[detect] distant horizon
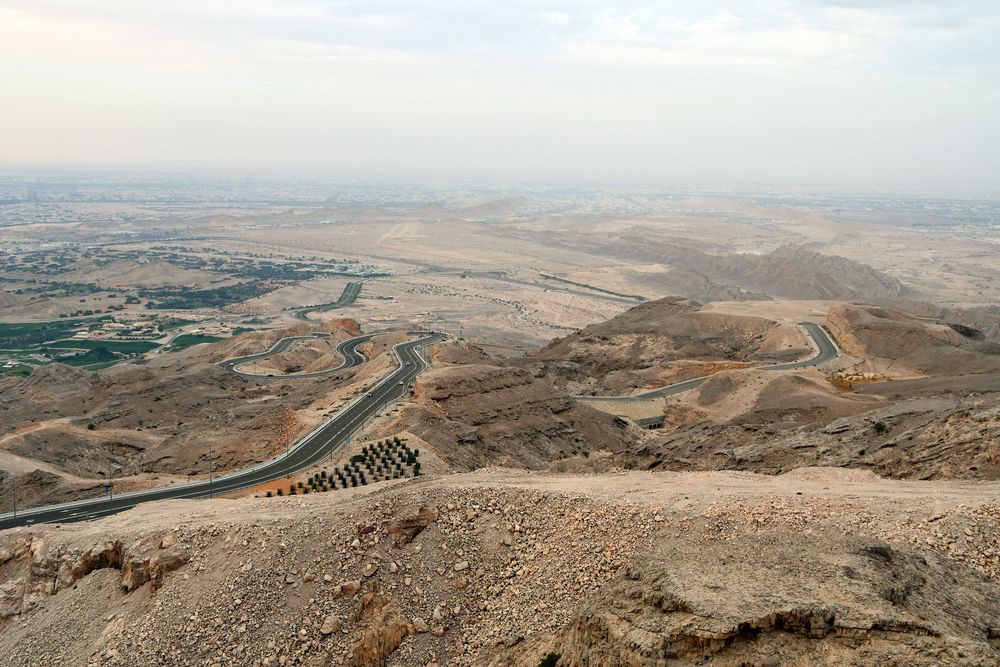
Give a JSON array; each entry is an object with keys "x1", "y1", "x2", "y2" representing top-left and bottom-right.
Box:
[
  {"x1": 2, "y1": 1, "x2": 998, "y2": 194},
  {"x1": 0, "y1": 166, "x2": 998, "y2": 201}
]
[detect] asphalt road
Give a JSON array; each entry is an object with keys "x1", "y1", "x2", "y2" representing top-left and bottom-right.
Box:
[
  {"x1": 575, "y1": 322, "x2": 840, "y2": 403},
  {"x1": 292, "y1": 281, "x2": 362, "y2": 321},
  {"x1": 0, "y1": 331, "x2": 447, "y2": 530},
  {"x1": 220, "y1": 332, "x2": 373, "y2": 379}
]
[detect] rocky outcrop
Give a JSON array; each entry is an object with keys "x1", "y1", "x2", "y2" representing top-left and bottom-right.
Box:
[
  {"x1": 0, "y1": 533, "x2": 187, "y2": 620},
  {"x1": 487, "y1": 536, "x2": 1000, "y2": 666},
  {"x1": 349, "y1": 589, "x2": 411, "y2": 667},
  {"x1": 120, "y1": 548, "x2": 188, "y2": 592},
  {"x1": 387, "y1": 505, "x2": 438, "y2": 547}
]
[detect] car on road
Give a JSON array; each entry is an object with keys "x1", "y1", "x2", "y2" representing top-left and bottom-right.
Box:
[
  {"x1": 366, "y1": 392, "x2": 373, "y2": 397},
  {"x1": 398, "y1": 381, "x2": 404, "y2": 385}
]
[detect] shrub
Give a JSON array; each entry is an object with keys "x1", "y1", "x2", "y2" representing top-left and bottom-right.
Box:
[
  {"x1": 538, "y1": 653, "x2": 560, "y2": 667},
  {"x1": 86, "y1": 423, "x2": 96, "y2": 430},
  {"x1": 873, "y1": 421, "x2": 889, "y2": 434},
  {"x1": 266, "y1": 491, "x2": 273, "y2": 498},
  {"x1": 276, "y1": 489, "x2": 283, "y2": 496},
  {"x1": 350, "y1": 454, "x2": 366, "y2": 464}
]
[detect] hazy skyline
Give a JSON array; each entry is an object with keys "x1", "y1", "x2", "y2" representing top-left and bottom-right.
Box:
[{"x1": 1, "y1": 1, "x2": 998, "y2": 191}]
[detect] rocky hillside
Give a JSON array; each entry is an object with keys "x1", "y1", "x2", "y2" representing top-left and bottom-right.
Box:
[
  {"x1": 827, "y1": 304, "x2": 1000, "y2": 376},
  {"x1": 618, "y1": 391, "x2": 1000, "y2": 481},
  {"x1": 390, "y1": 363, "x2": 639, "y2": 470},
  {"x1": 577, "y1": 238, "x2": 916, "y2": 302},
  {"x1": 2, "y1": 469, "x2": 1000, "y2": 666},
  {"x1": 534, "y1": 296, "x2": 808, "y2": 395}
]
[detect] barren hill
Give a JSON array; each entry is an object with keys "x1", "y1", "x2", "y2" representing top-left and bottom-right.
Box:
[
  {"x1": 576, "y1": 238, "x2": 916, "y2": 302},
  {"x1": 534, "y1": 296, "x2": 807, "y2": 394},
  {"x1": 3, "y1": 468, "x2": 1000, "y2": 666},
  {"x1": 827, "y1": 303, "x2": 1000, "y2": 376},
  {"x1": 389, "y1": 363, "x2": 639, "y2": 470}
]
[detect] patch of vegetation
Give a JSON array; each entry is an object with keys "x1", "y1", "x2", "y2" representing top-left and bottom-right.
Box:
[
  {"x1": 538, "y1": 653, "x2": 561, "y2": 667},
  {"x1": 167, "y1": 334, "x2": 224, "y2": 351},
  {"x1": 873, "y1": 421, "x2": 889, "y2": 434},
  {"x1": 139, "y1": 281, "x2": 276, "y2": 310},
  {"x1": 0, "y1": 317, "x2": 109, "y2": 349},
  {"x1": 59, "y1": 345, "x2": 119, "y2": 367},
  {"x1": 44, "y1": 339, "x2": 159, "y2": 354}
]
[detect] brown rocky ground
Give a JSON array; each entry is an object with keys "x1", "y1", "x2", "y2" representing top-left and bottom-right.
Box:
[
  {"x1": 827, "y1": 303, "x2": 1000, "y2": 377},
  {"x1": 534, "y1": 296, "x2": 809, "y2": 395},
  {"x1": 616, "y1": 392, "x2": 1000, "y2": 481},
  {"x1": 2, "y1": 468, "x2": 1000, "y2": 666},
  {"x1": 388, "y1": 362, "x2": 641, "y2": 471}
]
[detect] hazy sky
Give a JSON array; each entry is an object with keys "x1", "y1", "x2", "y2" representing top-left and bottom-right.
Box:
[{"x1": 1, "y1": 1, "x2": 998, "y2": 190}]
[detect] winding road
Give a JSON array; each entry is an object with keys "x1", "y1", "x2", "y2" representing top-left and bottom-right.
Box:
[
  {"x1": 574, "y1": 322, "x2": 841, "y2": 404},
  {"x1": 220, "y1": 331, "x2": 373, "y2": 379},
  {"x1": 0, "y1": 331, "x2": 447, "y2": 530},
  {"x1": 292, "y1": 281, "x2": 362, "y2": 321},
  {"x1": 0, "y1": 321, "x2": 837, "y2": 529}
]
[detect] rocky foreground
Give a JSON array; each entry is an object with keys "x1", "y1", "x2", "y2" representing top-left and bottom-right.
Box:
[{"x1": 2, "y1": 468, "x2": 1000, "y2": 666}]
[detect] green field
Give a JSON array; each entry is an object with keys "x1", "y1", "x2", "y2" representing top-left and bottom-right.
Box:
[
  {"x1": 58, "y1": 346, "x2": 119, "y2": 367},
  {"x1": 0, "y1": 317, "x2": 109, "y2": 349},
  {"x1": 168, "y1": 334, "x2": 223, "y2": 351},
  {"x1": 43, "y1": 339, "x2": 159, "y2": 354},
  {"x1": 0, "y1": 363, "x2": 35, "y2": 377}
]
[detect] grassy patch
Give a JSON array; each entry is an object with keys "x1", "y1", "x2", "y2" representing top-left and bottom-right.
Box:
[
  {"x1": 0, "y1": 364, "x2": 34, "y2": 377},
  {"x1": 58, "y1": 345, "x2": 119, "y2": 367},
  {"x1": 140, "y1": 281, "x2": 275, "y2": 310},
  {"x1": 0, "y1": 317, "x2": 110, "y2": 349},
  {"x1": 43, "y1": 339, "x2": 159, "y2": 354},
  {"x1": 168, "y1": 334, "x2": 223, "y2": 351}
]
